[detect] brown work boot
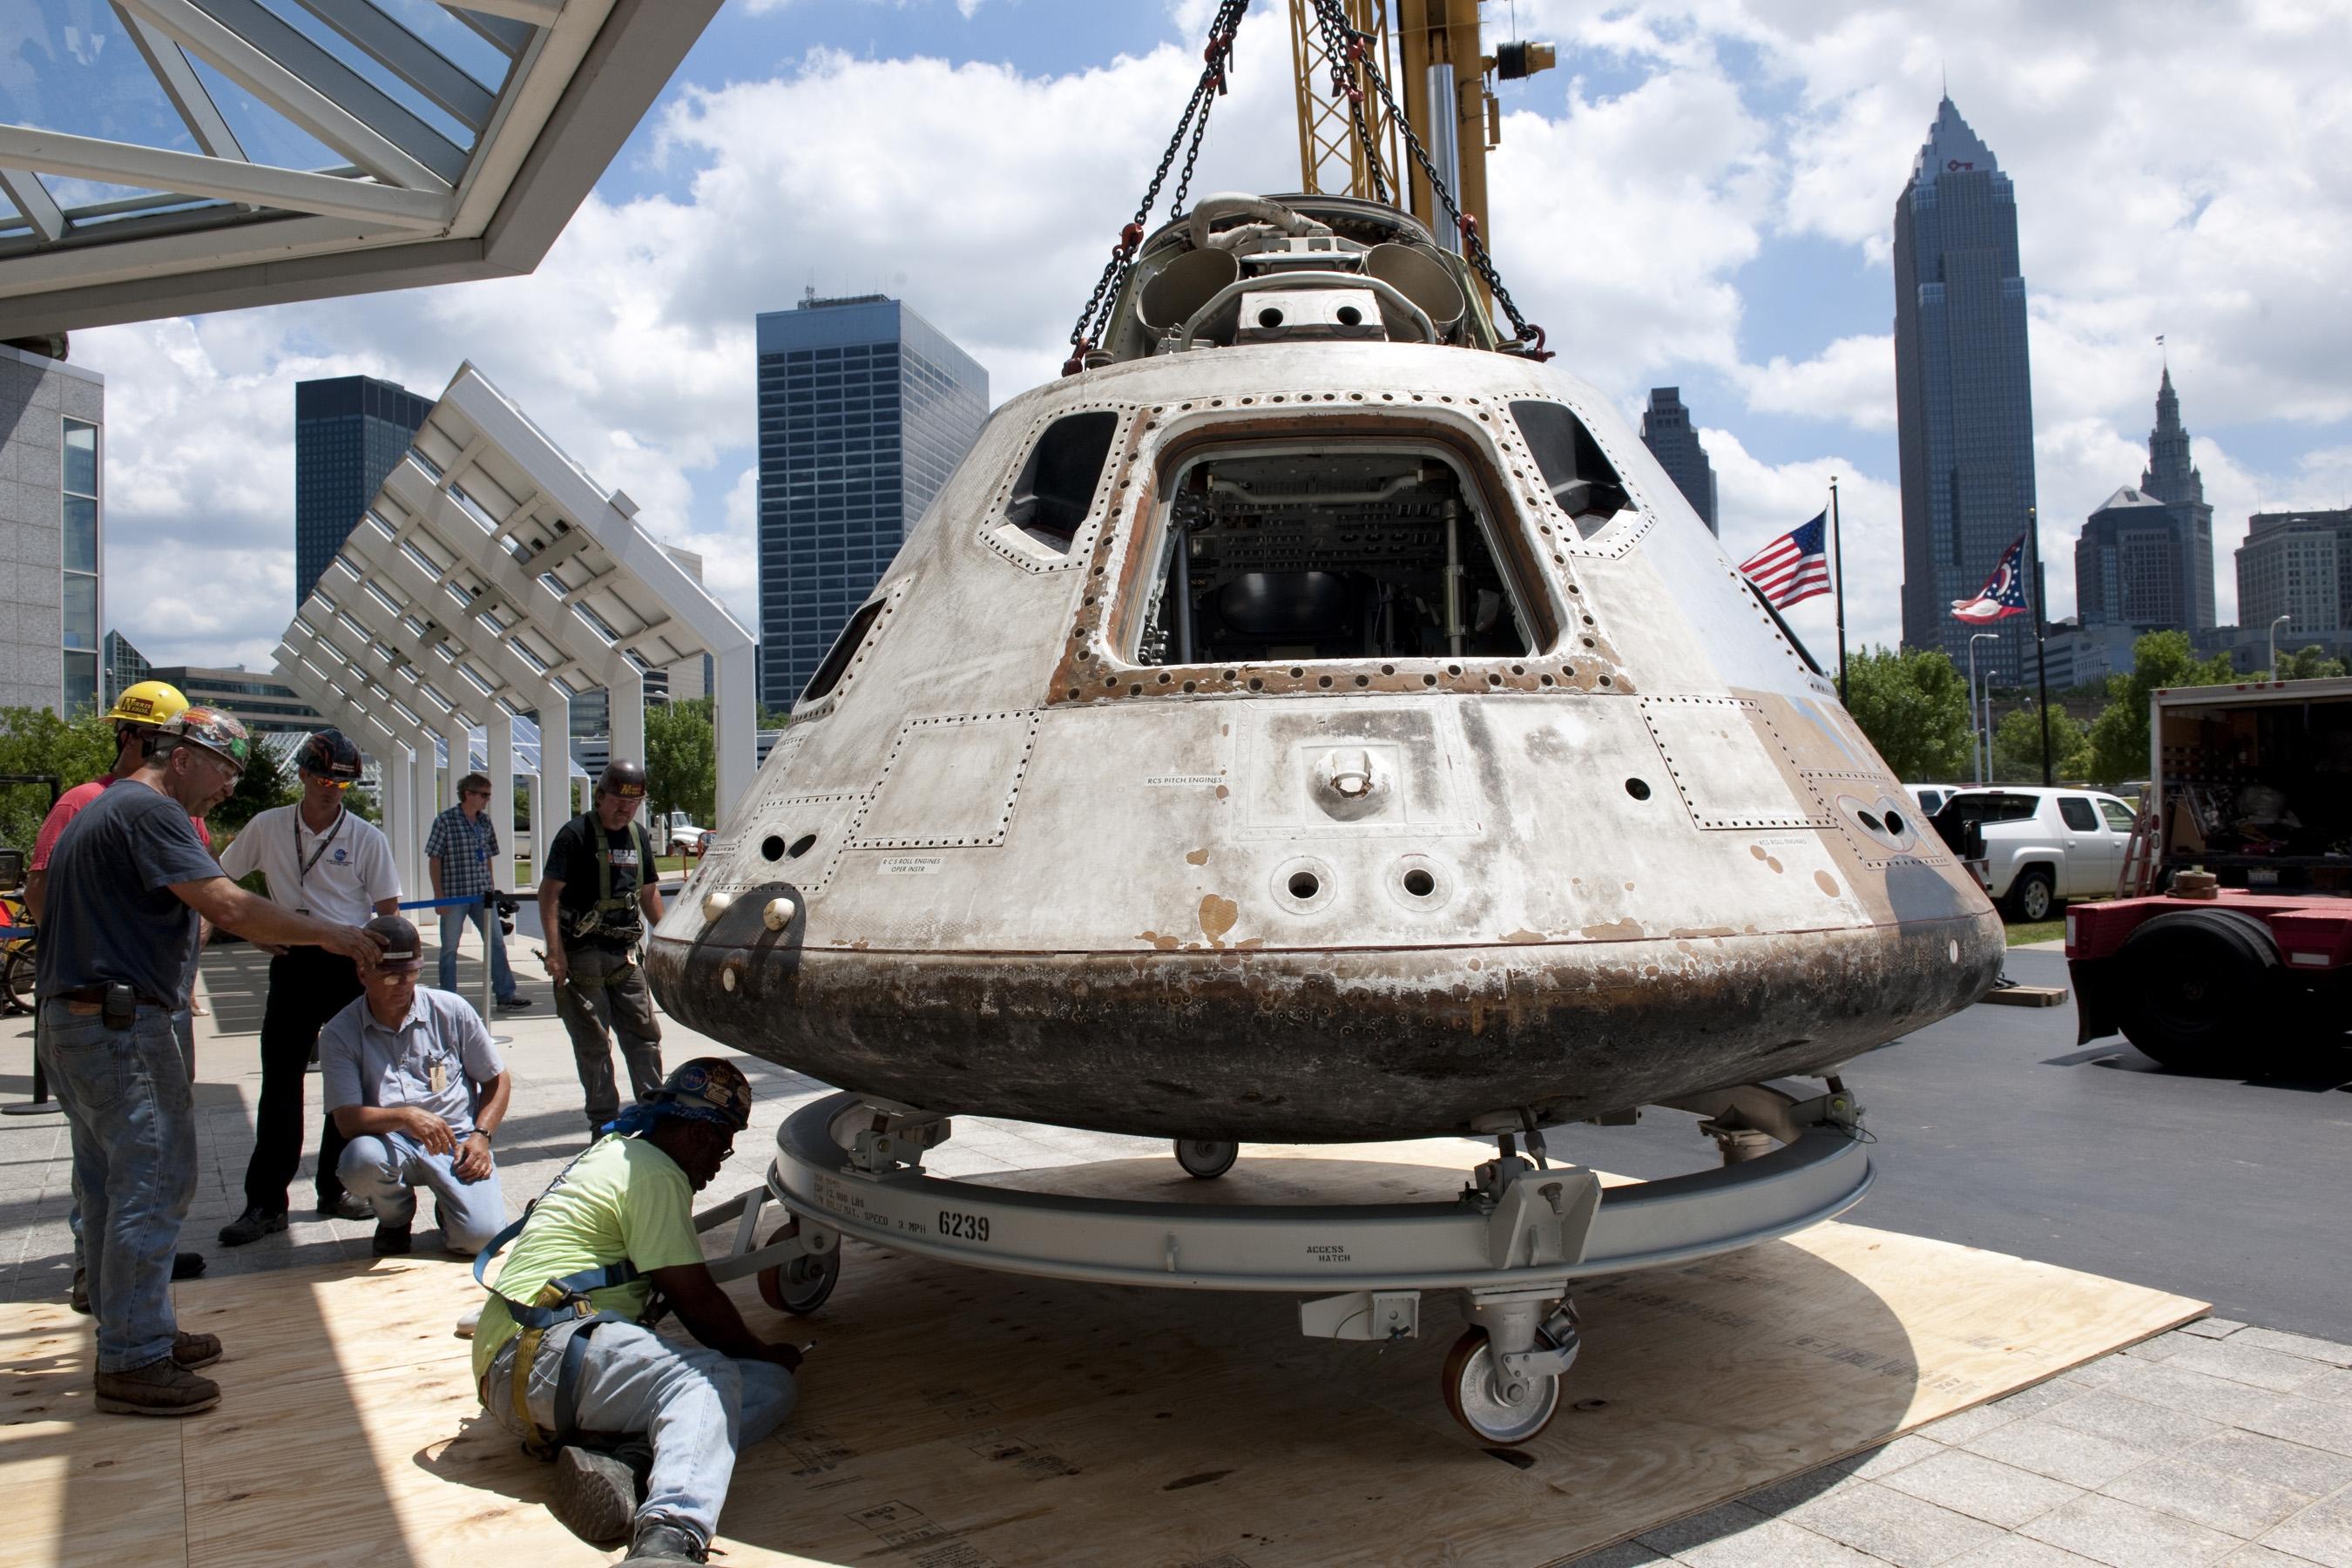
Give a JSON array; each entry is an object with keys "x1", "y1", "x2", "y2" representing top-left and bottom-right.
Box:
[
  {"x1": 94, "y1": 1355, "x2": 220, "y2": 1416},
  {"x1": 172, "y1": 1330, "x2": 222, "y2": 1370}
]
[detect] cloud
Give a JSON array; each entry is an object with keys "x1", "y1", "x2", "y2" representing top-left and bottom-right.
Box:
[
  {"x1": 77, "y1": 17, "x2": 1301, "y2": 668},
  {"x1": 68, "y1": 0, "x2": 2352, "y2": 685},
  {"x1": 1734, "y1": 335, "x2": 1896, "y2": 430}
]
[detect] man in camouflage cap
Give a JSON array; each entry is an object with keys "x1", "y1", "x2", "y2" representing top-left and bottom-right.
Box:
[{"x1": 37, "y1": 707, "x2": 380, "y2": 1416}]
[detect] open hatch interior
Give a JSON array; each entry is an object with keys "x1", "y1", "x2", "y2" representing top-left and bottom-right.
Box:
[{"x1": 1125, "y1": 443, "x2": 1546, "y2": 666}]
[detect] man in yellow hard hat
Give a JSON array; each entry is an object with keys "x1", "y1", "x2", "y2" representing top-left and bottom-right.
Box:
[
  {"x1": 25, "y1": 679, "x2": 215, "y2": 1306},
  {"x1": 26, "y1": 680, "x2": 210, "y2": 921}
]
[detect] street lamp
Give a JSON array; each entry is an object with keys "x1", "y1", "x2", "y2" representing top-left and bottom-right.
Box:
[
  {"x1": 1969, "y1": 632, "x2": 1998, "y2": 784},
  {"x1": 2269, "y1": 613, "x2": 2293, "y2": 679}
]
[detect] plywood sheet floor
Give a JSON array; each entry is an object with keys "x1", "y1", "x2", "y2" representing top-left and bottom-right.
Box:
[{"x1": 0, "y1": 1143, "x2": 2205, "y2": 1568}]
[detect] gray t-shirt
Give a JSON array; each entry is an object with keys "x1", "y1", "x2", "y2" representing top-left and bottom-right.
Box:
[
  {"x1": 319, "y1": 986, "x2": 505, "y2": 1139},
  {"x1": 36, "y1": 780, "x2": 220, "y2": 1004}
]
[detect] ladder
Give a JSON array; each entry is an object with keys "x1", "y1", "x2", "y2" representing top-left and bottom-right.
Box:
[{"x1": 2116, "y1": 800, "x2": 2160, "y2": 898}]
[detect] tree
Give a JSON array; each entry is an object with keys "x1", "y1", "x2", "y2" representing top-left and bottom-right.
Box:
[
  {"x1": 1991, "y1": 705, "x2": 2091, "y2": 784},
  {"x1": 755, "y1": 703, "x2": 794, "y2": 730},
  {"x1": 2083, "y1": 631, "x2": 2235, "y2": 785},
  {"x1": 2266, "y1": 645, "x2": 2349, "y2": 681},
  {"x1": 0, "y1": 706, "x2": 118, "y2": 861},
  {"x1": 645, "y1": 697, "x2": 716, "y2": 828},
  {"x1": 210, "y1": 732, "x2": 297, "y2": 833},
  {"x1": 1842, "y1": 645, "x2": 1973, "y2": 781}
]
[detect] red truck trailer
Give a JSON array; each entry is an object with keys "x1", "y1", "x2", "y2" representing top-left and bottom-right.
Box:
[{"x1": 2067, "y1": 676, "x2": 2352, "y2": 1072}]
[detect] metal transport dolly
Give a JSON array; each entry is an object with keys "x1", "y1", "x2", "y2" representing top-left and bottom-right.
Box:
[{"x1": 704, "y1": 1082, "x2": 1872, "y2": 1443}]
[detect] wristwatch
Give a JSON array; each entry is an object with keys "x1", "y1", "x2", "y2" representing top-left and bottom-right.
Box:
[{"x1": 475, "y1": 1127, "x2": 496, "y2": 1145}]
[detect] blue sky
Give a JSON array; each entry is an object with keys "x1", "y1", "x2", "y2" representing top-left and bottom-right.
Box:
[{"x1": 39, "y1": 0, "x2": 2352, "y2": 667}]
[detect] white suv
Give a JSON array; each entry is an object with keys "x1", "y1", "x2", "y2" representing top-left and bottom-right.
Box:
[{"x1": 1929, "y1": 787, "x2": 2140, "y2": 922}]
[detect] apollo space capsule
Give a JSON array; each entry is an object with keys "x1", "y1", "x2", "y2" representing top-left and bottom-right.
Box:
[{"x1": 647, "y1": 193, "x2": 2004, "y2": 1142}]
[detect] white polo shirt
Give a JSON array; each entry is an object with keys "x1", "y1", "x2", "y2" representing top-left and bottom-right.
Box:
[{"x1": 218, "y1": 802, "x2": 401, "y2": 924}]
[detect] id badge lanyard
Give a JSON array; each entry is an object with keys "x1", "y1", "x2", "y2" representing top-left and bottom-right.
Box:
[{"x1": 293, "y1": 805, "x2": 348, "y2": 917}]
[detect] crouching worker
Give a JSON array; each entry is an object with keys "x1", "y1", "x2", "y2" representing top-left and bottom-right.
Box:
[
  {"x1": 322, "y1": 916, "x2": 510, "y2": 1257},
  {"x1": 472, "y1": 1059, "x2": 799, "y2": 1567}
]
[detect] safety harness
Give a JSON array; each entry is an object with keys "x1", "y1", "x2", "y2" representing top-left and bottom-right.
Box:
[
  {"x1": 560, "y1": 812, "x2": 655, "y2": 965},
  {"x1": 473, "y1": 1141, "x2": 659, "y2": 1459}
]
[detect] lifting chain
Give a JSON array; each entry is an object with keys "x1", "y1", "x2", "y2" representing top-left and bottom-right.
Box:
[
  {"x1": 1063, "y1": 0, "x2": 1251, "y2": 375},
  {"x1": 1062, "y1": 0, "x2": 1551, "y2": 368},
  {"x1": 1307, "y1": 0, "x2": 1551, "y2": 359}
]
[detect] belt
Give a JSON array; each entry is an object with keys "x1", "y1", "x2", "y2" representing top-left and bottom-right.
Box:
[{"x1": 54, "y1": 985, "x2": 172, "y2": 1007}]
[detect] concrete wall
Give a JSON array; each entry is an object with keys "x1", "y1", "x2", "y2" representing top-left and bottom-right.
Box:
[{"x1": 0, "y1": 344, "x2": 104, "y2": 714}]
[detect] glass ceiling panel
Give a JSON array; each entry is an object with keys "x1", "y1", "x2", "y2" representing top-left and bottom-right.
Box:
[{"x1": 0, "y1": 1, "x2": 193, "y2": 150}]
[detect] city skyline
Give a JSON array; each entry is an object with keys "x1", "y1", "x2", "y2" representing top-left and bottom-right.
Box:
[{"x1": 38, "y1": 3, "x2": 2352, "y2": 677}]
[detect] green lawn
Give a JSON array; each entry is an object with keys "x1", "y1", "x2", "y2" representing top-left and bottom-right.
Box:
[{"x1": 2005, "y1": 918, "x2": 2065, "y2": 947}]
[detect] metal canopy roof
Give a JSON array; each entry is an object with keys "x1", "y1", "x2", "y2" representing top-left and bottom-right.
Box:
[{"x1": 0, "y1": 0, "x2": 720, "y2": 336}]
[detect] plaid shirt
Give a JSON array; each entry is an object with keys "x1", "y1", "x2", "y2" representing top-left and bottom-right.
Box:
[{"x1": 423, "y1": 805, "x2": 501, "y2": 901}]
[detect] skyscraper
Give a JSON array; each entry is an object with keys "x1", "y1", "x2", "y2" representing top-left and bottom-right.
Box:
[
  {"x1": 1893, "y1": 98, "x2": 2039, "y2": 683},
  {"x1": 1, "y1": 341, "x2": 105, "y2": 714},
  {"x1": 1639, "y1": 387, "x2": 1717, "y2": 534},
  {"x1": 756, "y1": 294, "x2": 989, "y2": 704},
  {"x1": 2238, "y1": 509, "x2": 2352, "y2": 638},
  {"x1": 294, "y1": 374, "x2": 432, "y2": 606},
  {"x1": 2073, "y1": 370, "x2": 2215, "y2": 632},
  {"x1": 2138, "y1": 367, "x2": 2215, "y2": 625}
]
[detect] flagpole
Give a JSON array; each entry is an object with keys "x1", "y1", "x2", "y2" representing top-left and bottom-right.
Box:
[
  {"x1": 1831, "y1": 476, "x2": 1849, "y2": 706},
  {"x1": 2028, "y1": 504, "x2": 2051, "y2": 786}
]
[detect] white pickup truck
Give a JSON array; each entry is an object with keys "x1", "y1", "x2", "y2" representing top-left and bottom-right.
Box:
[{"x1": 1929, "y1": 787, "x2": 2141, "y2": 922}]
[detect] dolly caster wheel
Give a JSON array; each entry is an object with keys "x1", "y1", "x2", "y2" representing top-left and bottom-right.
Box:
[
  {"x1": 1173, "y1": 1139, "x2": 1239, "y2": 1179},
  {"x1": 1442, "y1": 1327, "x2": 1562, "y2": 1443},
  {"x1": 756, "y1": 1221, "x2": 841, "y2": 1315}
]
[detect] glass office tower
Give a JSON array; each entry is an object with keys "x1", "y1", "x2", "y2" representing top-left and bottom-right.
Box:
[
  {"x1": 1893, "y1": 98, "x2": 2039, "y2": 684},
  {"x1": 1639, "y1": 387, "x2": 1717, "y2": 535},
  {"x1": 294, "y1": 375, "x2": 432, "y2": 607},
  {"x1": 755, "y1": 294, "x2": 989, "y2": 705}
]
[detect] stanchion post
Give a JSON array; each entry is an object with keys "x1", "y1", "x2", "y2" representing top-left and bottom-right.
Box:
[{"x1": 3, "y1": 1006, "x2": 60, "y2": 1116}]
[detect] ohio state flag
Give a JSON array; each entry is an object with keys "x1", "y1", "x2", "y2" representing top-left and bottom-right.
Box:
[{"x1": 1951, "y1": 533, "x2": 2030, "y2": 622}]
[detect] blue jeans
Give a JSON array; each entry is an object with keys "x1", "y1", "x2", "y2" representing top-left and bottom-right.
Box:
[
  {"x1": 486, "y1": 1321, "x2": 794, "y2": 1549},
  {"x1": 59, "y1": 1006, "x2": 192, "y2": 1274},
  {"x1": 338, "y1": 1132, "x2": 506, "y2": 1253},
  {"x1": 41, "y1": 1000, "x2": 197, "y2": 1373},
  {"x1": 438, "y1": 902, "x2": 517, "y2": 1000}
]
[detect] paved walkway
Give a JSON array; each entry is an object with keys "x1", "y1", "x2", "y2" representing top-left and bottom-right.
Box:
[{"x1": 3, "y1": 937, "x2": 2347, "y2": 1567}]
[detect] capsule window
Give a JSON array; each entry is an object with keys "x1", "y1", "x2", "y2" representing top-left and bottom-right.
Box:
[
  {"x1": 1125, "y1": 440, "x2": 1547, "y2": 666},
  {"x1": 797, "y1": 597, "x2": 885, "y2": 708},
  {"x1": 1509, "y1": 401, "x2": 1630, "y2": 539},
  {"x1": 1003, "y1": 411, "x2": 1119, "y2": 554}
]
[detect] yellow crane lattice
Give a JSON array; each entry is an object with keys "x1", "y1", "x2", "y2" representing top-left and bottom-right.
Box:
[{"x1": 1287, "y1": 0, "x2": 1401, "y2": 202}]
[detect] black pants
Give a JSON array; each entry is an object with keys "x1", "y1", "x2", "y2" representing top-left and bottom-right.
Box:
[{"x1": 241, "y1": 947, "x2": 363, "y2": 1213}]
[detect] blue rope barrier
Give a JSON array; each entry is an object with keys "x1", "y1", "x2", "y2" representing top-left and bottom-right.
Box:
[{"x1": 397, "y1": 894, "x2": 494, "y2": 911}]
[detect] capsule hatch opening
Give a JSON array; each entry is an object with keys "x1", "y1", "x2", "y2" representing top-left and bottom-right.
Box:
[{"x1": 1125, "y1": 443, "x2": 1546, "y2": 666}]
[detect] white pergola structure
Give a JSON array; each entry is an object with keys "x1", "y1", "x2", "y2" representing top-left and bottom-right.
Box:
[
  {"x1": 0, "y1": 1, "x2": 721, "y2": 335},
  {"x1": 273, "y1": 361, "x2": 753, "y2": 895}
]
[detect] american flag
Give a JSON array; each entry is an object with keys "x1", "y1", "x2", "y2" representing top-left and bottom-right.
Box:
[
  {"x1": 1951, "y1": 532, "x2": 2031, "y2": 622},
  {"x1": 1738, "y1": 511, "x2": 1831, "y2": 610}
]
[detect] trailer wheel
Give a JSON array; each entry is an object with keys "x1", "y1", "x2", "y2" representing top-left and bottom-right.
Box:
[
  {"x1": 756, "y1": 1221, "x2": 841, "y2": 1315},
  {"x1": 2114, "y1": 909, "x2": 2279, "y2": 1073}
]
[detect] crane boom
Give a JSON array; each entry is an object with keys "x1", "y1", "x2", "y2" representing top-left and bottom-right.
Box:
[{"x1": 1288, "y1": 0, "x2": 1401, "y2": 201}]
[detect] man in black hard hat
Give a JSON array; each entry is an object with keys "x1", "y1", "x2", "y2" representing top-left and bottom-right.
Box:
[
  {"x1": 538, "y1": 760, "x2": 666, "y2": 1137},
  {"x1": 217, "y1": 728, "x2": 402, "y2": 1246}
]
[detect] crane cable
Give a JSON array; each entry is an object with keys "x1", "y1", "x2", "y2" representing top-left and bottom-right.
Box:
[{"x1": 1062, "y1": 0, "x2": 1252, "y2": 375}]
